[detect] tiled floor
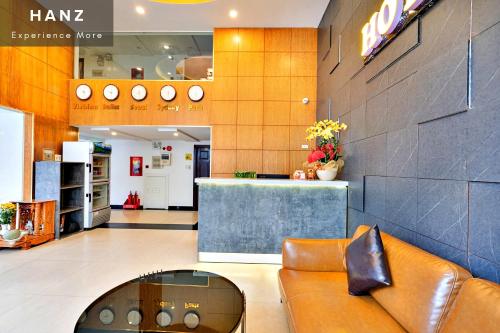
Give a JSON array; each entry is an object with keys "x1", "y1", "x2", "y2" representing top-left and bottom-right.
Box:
[
  {"x1": 109, "y1": 209, "x2": 198, "y2": 225},
  {"x1": 0, "y1": 228, "x2": 288, "y2": 333}
]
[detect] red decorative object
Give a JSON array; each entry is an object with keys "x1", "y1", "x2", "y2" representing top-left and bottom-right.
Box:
[
  {"x1": 130, "y1": 156, "x2": 143, "y2": 176},
  {"x1": 166, "y1": 146, "x2": 172, "y2": 151},
  {"x1": 123, "y1": 191, "x2": 141, "y2": 209}
]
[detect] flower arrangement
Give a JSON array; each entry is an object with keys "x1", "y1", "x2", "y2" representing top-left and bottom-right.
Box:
[
  {"x1": 0, "y1": 202, "x2": 16, "y2": 225},
  {"x1": 304, "y1": 120, "x2": 347, "y2": 180}
]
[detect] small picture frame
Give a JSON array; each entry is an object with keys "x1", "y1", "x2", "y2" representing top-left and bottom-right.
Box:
[
  {"x1": 185, "y1": 153, "x2": 192, "y2": 161},
  {"x1": 42, "y1": 148, "x2": 55, "y2": 161}
]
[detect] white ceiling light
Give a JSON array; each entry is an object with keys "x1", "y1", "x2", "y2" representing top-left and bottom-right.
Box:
[
  {"x1": 173, "y1": 132, "x2": 180, "y2": 137},
  {"x1": 135, "y1": 5, "x2": 146, "y2": 15},
  {"x1": 163, "y1": 44, "x2": 170, "y2": 50},
  {"x1": 229, "y1": 9, "x2": 238, "y2": 19},
  {"x1": 158, "y1": 127, "x2": 178, "y2": 132},
  {"x1": 91, "y1": 127, "x2": 110, "y2": 131},
  {"x1": 167, "y1": 72, "x2": 172, "y2": 75},
  {"x1": 111, "y1": 131, "x2": 118, "y2": 136},
  {"x1": 150, "y1": 0, "x2": 216, "y2": 4},
  {"x1": 168, "y1": 55, "x2": 174, "y2": 60}
]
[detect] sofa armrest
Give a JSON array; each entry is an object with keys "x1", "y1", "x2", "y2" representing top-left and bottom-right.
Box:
[{"x1": 282, "y1": 238, "x2": 350, "y2": 272}]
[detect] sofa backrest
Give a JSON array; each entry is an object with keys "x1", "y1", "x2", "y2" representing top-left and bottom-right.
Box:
[
  {"x1": 352, "y1": 225, "x2": 471, "y2": 333},
  {"x1": 439, "y1": 278, "x2": 500, "y2": 333}
]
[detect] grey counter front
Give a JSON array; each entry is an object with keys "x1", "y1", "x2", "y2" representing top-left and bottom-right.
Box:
[{"x1": 195, "y1": 178, "x2": 348, "y2": 264}]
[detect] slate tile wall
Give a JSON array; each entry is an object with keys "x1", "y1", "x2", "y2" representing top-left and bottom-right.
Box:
[{"x1": 319, "y1": 0, "x2": 500, "y2": 282}]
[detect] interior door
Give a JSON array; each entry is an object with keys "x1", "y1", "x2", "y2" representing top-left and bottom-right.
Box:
[
  {"x1": 144, "y1": 176, "x2": 168, "y2": 209},
  {"x1": 193, "y1": 145, "x2": 211, "y2": 210}
]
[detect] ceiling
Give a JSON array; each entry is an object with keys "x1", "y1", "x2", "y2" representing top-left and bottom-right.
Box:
[
  {"x1": 79, "y1": 126, "x2": 211, "y2": 142},
  {"x1": 113, "y1": 0, "x2": 330, "y2": 32}
]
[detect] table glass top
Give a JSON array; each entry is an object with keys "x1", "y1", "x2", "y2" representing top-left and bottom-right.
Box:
[{"x1": 74, "y1": 270, "x2": 245, "y2": 333}]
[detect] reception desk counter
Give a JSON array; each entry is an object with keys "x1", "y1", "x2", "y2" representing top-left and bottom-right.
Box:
[{"x1": 195, "y1": 178, "x2": 348, "y2": 264}]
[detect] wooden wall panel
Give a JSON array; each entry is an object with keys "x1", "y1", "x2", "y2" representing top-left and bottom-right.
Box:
[
  {"x1": 264, "y1": 29, "x2": 292, "y2": 52},
  {"x1": 237, "y1": 101, "x2": 263, "y2": 125},
  {"x1": 236, "y1": 126, "x2": 263, "y2": 150},
  {"x1": 263, "y1": 150, "x2": 290, "y2": 174},
  {"x1": 237, "y1": 150, "x2": 263, "y2": 173},
  {"x1": 263, "y1": 101, "x2": 290, "y2": 125},
  {"x1": 263, "y1": 126, "x2": 289, "y2": 150}
]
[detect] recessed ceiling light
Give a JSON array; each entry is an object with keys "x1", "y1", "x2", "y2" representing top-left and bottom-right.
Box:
[
  {"x1": 91, "y1": 127, "x2": 110, "y2": 131},
  {"x1": 168, "y1": 55, "x2": 174, "y2": 60},
  {"x1": 136, "y1": 67, "x2": 143, "y2": 71},
  {"x1": 229, "y1": 9, "x2": 238, "y2": 19},
  {"x1": 135, "y1": 5, "x2": 146, "y2": 15},
  {"x1": 163, "y1": 44, "x2": 170, "y2": 50},
  {"x1": 111, "y1": 131, "x2": 118, "y2": 136},
  {"x1": 167, "y1": 72, "x2": 172, "y2": 75},
  {"x1": 173, "y1": 132, "x2": 179, "y2": 137}
]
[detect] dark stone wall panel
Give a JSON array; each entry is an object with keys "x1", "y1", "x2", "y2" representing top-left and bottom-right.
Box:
[
  {"x1": 471, "y1": 0, "x2": 500, "y2": 36},
  {"x1": 418, "y1": 112, "x2": 468, "y2": 180},
  {"x1": 417, "y1": 179, "x2": 468, "y2": 251},
  {"x1": 387, "y1": 125, "x2": 418, "y2": 178},
  {"x1": 469, "y1": 182, "x2": 500, "y2": 263},
  {"x1": 467, "y1": 106, "x2": 500, "y2": 182},
  {"x1": 472, "y1": 21, "x2": 500, "y2": 109},
  {"x1": 386, "y1": 177, "x2": 418, "y2": 231}
]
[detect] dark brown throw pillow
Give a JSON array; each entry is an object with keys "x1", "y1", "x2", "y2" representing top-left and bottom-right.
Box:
[{"x1": 345, "y1": 225, "x2": 392, "y2": 296}]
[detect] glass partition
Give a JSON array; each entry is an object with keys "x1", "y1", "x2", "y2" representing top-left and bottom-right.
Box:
[{"x1": 78, "y1": 33, "x2": 213, "y2": 80}]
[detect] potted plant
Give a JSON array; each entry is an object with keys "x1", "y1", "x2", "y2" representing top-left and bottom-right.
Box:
[
  {"x1": 0, "y1": 202, "x2": 16, "y2": 236},
  {"x1": 305, "y1": 120, "x2": 347, "y2": 181}
]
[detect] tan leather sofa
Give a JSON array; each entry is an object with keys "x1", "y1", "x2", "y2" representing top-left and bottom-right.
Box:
[{"x1": 279, "y1": 225, "x2": 500, "y2": 333}]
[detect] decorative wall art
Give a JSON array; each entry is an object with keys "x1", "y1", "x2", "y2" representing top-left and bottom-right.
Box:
[{"x1": 130, "y1": 156, "x2": 143, "y2": 176}]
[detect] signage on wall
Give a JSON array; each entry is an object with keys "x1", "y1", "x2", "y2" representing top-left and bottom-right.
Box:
[{"x1": 361, "y1": 0, "x2": 439, "y2": 62}]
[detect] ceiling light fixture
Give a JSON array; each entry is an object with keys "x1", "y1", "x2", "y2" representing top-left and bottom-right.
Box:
[
  {"x1": 158, "y1": 127, "x2": 178, "y2": 132},
  {"x1": 167, "y1": 72, "x2": 172, "y2": 75},
  {"x1": 173, "y1": 132, "x2": 180, "y2": 137},
  {"x1": 135, "y1": 5, "x2": 146, "y2": 15},
  {"x1": 163, "y1": 44, "x2": 170, "y2": 50},
  {"x1": 229, "y1": 9, "x2": 238, "y2": 19},
  {"x1": 91, "y1": 127, "x2": 110, "y2": 131},
  {"x1": 168, "y1": 55, "x2": 174, "y2": 60},
  {"x1": 150, "y1": 0, "x2": 216, "y2": 4},
  {"x1": 111, "y1": 131, "x2": 118, "y2": 136}
]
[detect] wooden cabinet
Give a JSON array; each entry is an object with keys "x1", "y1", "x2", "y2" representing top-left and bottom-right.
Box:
[{"x1": 0, "y1": 200, "x2": 56, "y2": 250}]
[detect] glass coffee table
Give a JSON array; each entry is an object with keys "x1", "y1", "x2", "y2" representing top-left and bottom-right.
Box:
[{"x1": 74, "y1": 270, "x2": 246, "y2": 333}]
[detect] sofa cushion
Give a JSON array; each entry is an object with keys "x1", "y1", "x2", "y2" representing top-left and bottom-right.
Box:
[
  {"x1": 346, "y1": 225, "x2": 392, "y2": 295},
  {"x1": 353, "y1": 225, "x2": 472, "y2": 333},
  {"x1": 278, "y1": 269, "x2": 405, "y2": 333},
  {"x1": 440, "y1": 278, "x2": 500, "y2": 333}
]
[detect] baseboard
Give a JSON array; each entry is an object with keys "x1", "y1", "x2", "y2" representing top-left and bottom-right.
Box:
[
  {"x1": 110, "y1": 205, "x2": 144, "y2": 210},
  {"x1": 100, "y1": 223, "x2": 198, "y2": 230},
  {"x1": 198, "y1": 252, "x2": 282, "y2": 264},
  {"x1": 168, "y1": 206, "x2": 195, "y2": 211}
]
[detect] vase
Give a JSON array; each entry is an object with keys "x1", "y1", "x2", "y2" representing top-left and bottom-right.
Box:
[
  {"x1": 1, "y1": 224, "x2": 11, "y2": 236},
  {"x1": 316, "y1": 168, "x2": 338, "y2": 181}
]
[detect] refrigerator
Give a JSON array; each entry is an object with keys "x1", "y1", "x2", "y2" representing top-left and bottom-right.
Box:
[{"x1": 63, "y1": 142, "x2": 112, "y2": 228}]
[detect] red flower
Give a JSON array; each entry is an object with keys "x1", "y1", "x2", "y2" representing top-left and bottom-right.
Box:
[{"x1": 308, "y1": 150, "x2": 326, "y2": 163}]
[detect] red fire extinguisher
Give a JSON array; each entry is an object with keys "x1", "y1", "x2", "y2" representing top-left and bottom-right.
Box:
[
  {"x1": 127, "y1": 191, "x2": 133, "y2": 204},
  {"x1": 133, "y1": 191, "x2": 139, "y2": 205}
]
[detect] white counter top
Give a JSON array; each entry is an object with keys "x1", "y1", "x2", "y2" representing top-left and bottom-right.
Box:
[{"x1": 195, "y1": 177, "x2": 348, "y2": 188}]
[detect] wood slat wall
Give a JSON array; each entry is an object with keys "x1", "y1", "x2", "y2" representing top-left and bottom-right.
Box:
[
  {"x1": 0, "y1": 0, "x2": 77, "y2": 162},
  {"x1": 211, "y1": 28, "x2": 317, "y2": 177}
]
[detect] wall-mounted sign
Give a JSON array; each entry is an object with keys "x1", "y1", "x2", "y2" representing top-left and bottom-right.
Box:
[
  {"x1": 103, "y1": 84, "x2": 119, "y2": 101},
  {"x1": 130, "y1": 156, "x2": 143, "y2": 176},
  {"x1": 361, "y1": 0, "x2": 438, "y2": 62},
  {"x1": 188, "y1": 85, "x2": 204, "y2": 102},
  {"x1": 76, "y1": 84, "x2": 92, "y2": 100},
  {"x1": 160, "y1": 85, "x2": 177, "y2": 102},
  {"x1": 131, "y1": 84, "x2": 148, "y2": 101}
]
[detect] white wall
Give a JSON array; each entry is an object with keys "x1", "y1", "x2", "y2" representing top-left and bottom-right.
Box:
[
  {"x1": 105, "y1": 139, "x2": 209, "y2": 207},
  {"x1": 0, "y1": 108, "x2": 24, "y2": 202}
]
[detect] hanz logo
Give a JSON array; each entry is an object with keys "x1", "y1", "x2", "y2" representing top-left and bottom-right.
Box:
[
  {"x1": 361, "y1": 0, "x2": 437, "y2": 60},
  {"x1": 29, "y1": 9, "x2": 84, "y2": 22}
]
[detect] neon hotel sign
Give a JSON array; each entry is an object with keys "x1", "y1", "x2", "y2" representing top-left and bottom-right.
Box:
[{"x1": 361, "y1": 0, "x2": 437, "y2": 60}]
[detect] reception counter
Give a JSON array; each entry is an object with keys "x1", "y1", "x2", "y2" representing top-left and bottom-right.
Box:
[{"x1": 195, "y1": 178, "x2": 348, "y2": 264}]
